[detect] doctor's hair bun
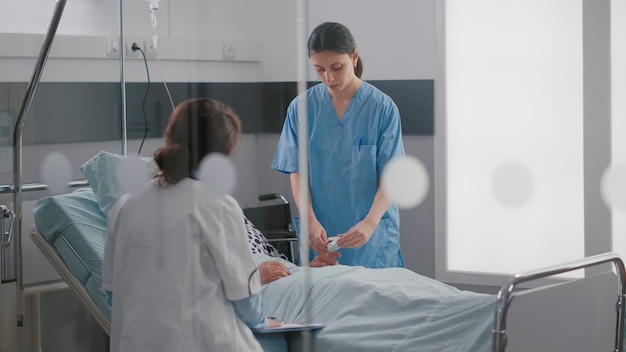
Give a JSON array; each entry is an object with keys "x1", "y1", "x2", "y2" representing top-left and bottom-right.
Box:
[
  {"x1": 154, "y1": 144, "x2": 189, "y2": 185},
  {"x1": 154, "y1": 98, "x2": 242, "y2": 185}
]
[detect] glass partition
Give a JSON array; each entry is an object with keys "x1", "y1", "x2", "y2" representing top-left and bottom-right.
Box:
[
  {"x1": 611, "y1": 0, "x2": 626, "y2": 260},
  {"x1": 442, "y1": 0, "x2": 617, "y2": 285},
  {"x1": 1, "y1": 0, "x2": 460, "y2": 351},
  {"x1": 444, "y1": 0, "x2": 585, "y2": 279}
]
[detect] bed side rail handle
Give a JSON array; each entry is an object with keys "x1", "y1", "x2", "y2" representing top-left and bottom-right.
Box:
[
  {"x1": 0, "y1": 205, "x2": 15, "y2": 248},
  {"x1": 1, "y1": 205, "x2": 16, "y2": 283}
]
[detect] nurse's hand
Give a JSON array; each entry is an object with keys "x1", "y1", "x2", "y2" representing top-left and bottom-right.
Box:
[
  {"x1": 258, "y1": 261, "x2": 291, "y2": 285},
  {"x1": 310, "y1": 250, "x2": 341, "y2": 267},
  {"x1": 308, "y1": 219, "x2": 328, "y2": 253},
  {"x1": 336, "y1": 218, "x2": 377, "y2": 249}
]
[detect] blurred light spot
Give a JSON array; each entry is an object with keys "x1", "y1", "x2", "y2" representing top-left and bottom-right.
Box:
[
  {"x1": 491, "y1": 161, "x2": 534, "y2": 207},
  {"x1": 601, "y1": 163, "x2": 626, "y2": 210},
  {"x1": 116, "y1": 156, "x2": 152, "y2": 194},
  {"x1": 41, "y1": 152, "x2": 72, "y2": 194},
  {"x1": 197, "y1": 153, "x2": 236, "y2": 198},
  {"x1": 381, "y1": 155, "x2": 429, "y2": 209}
]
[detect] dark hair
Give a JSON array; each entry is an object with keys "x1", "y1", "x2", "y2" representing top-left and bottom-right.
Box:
[
  {"x1": 308, "y1": 22, "x2": 363, "y2": 78},
  {"x1": 153, "y1": 98, "x2": 241, "y2": 185}
]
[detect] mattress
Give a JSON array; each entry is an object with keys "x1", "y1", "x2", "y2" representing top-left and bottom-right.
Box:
[{"x1": 32, "y1": 187, "x2": 111, "y2": 322}]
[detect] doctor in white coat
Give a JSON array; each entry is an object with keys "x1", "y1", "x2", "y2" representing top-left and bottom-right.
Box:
[{"x1": 102, "y1": 98, "x2": 279, "y2": 352}]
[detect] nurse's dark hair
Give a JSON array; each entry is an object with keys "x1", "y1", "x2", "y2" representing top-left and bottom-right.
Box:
[
  {"x1": 153, "y1": 98, "x2": 241, "y2": 185},
  {"x1": 308, "y1": 22, "x2": 363, "y2": 78}
]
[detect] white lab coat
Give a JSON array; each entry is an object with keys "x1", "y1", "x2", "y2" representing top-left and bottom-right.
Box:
[{"x1": 102, "y1": 178, "x2": 263, "y2": 352}]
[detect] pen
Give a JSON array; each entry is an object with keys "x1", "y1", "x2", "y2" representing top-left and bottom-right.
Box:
[{"x1": 358, "y1": 136, "x2": 362, "y2": 151}]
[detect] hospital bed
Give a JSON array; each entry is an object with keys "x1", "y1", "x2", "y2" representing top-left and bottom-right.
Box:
[{"x1": 27, "y1": 152, "x2": 626, "y2": 352}]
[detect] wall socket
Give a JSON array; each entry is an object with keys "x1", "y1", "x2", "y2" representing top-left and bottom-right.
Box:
[
  {"x1": 106, "y1": 37, "x2": 119, "y2": 58},
  {"x1": 125, "y1": 37, "x2": 144, "y2": 58},
  {"x1": 144, "y1": 37, "x2": 158, "y2": 58},
  {"x1": 223, "y1": 41, "x2": 236, "y2": 60},
  {"x1": 106, "y1": 36, "x2": 147, "y2": 58}
]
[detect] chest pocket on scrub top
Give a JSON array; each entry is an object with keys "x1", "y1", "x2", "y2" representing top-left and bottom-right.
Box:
[{"x1": 350, "y1": 144, "x2": 378, "y2": 193}]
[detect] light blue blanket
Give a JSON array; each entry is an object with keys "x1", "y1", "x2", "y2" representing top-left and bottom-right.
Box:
[{"x1": 253, "y1": 253, "x2": 495, "y2": 352}]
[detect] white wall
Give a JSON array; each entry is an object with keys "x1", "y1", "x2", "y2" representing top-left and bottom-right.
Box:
[
  {"x1": 0, "y1": 0, "x2": 262, "y2": 82},
  {"x1": 307, "y1": 0, "x2": 436, "y2": 81}
]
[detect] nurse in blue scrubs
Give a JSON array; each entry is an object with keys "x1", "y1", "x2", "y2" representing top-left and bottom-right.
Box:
[{"x1": 272, "y1": 22, "x2": 406, "y2": 268}]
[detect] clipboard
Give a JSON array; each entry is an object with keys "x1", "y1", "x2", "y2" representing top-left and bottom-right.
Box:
[{"x1": 253, "y1": 322, "x2": 325, "y2": 334}]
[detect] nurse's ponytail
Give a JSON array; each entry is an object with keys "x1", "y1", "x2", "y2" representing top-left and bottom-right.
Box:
[
  {"x1": 354, "y1": 56, "x2": 363, "y2": 79},
  {"x1": 308, "y1": 22, "x2": 364, "y2": 78}
]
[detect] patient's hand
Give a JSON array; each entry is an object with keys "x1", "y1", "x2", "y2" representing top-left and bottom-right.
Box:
[
  {"x1": 258, "y1": 261, "x2": 291, "y2": 284},
  {"x1": 310, "y1": 250, "x2": 340, "y2": 267}
]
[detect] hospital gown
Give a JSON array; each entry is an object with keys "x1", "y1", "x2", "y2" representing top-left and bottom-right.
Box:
[
  {"x1": 272, "y1": 81, "x2": 406, "y2": 268},
  {"x1": 102, "y1": 179, "x2": 264, "y2": 352}
]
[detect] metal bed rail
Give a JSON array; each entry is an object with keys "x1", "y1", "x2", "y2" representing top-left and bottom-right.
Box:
[
  {"x1": 4, "y1": 0, "x2": 127, "y2": 347},
  {"x1": 493, "y1": 252, "x2": 626, "y2": 352},
  {"x1": 0, "y1": 179, "x2": 88, "y2": 281},
  {"x1": 0, "y1": 180, "x2": 89, "y2": 195},
  {"x1": 10, "y1": 0, "x2": 68, "y2": 327}
]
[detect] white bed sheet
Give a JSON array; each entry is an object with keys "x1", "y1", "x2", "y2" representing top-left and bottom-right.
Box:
[{"x1": 253, "y1": 253, "x2": 495, "y2": 352}]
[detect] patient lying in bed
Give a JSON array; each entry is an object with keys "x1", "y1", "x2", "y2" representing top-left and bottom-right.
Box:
[
  {"x1": 244, "y1": 217, "x2": 340, "y2": 284},
  {"x1": 245, "y1": 217, "x2": 495, "y2": 352}
]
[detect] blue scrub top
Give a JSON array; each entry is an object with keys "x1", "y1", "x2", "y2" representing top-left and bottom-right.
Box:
[{"x1": 272, "y1": 81, "x2": 406, "y2": 268}]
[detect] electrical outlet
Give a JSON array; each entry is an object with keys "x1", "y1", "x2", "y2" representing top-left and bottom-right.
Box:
[
  {"x1": 106, "y1": 36, "x2": 120, "y2": 58},
  {"x1": 144, "y1": 36, "x2": 158, "y2": 58},
  {"x1": 125, "y1": 37, "x2": 144, "y2": 58},
  {"x1": 223, "y1": 41, "x2": 236, "y2": 60},
  {"x1": 107, "y1": 37, "x2": 145, "y2": 58}
]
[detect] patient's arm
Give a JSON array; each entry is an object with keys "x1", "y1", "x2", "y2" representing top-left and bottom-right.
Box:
[
  {"x1": 258, "y1": 261, "x2": 291, "y2": 284},
  {"x1": 257, "y1": 252, "x2": 339, "y2": 284}
]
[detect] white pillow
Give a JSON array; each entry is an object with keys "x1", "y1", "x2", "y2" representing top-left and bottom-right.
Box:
[{"x1": 79, "y1": 151, "x2": 157, "y2": 216}]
